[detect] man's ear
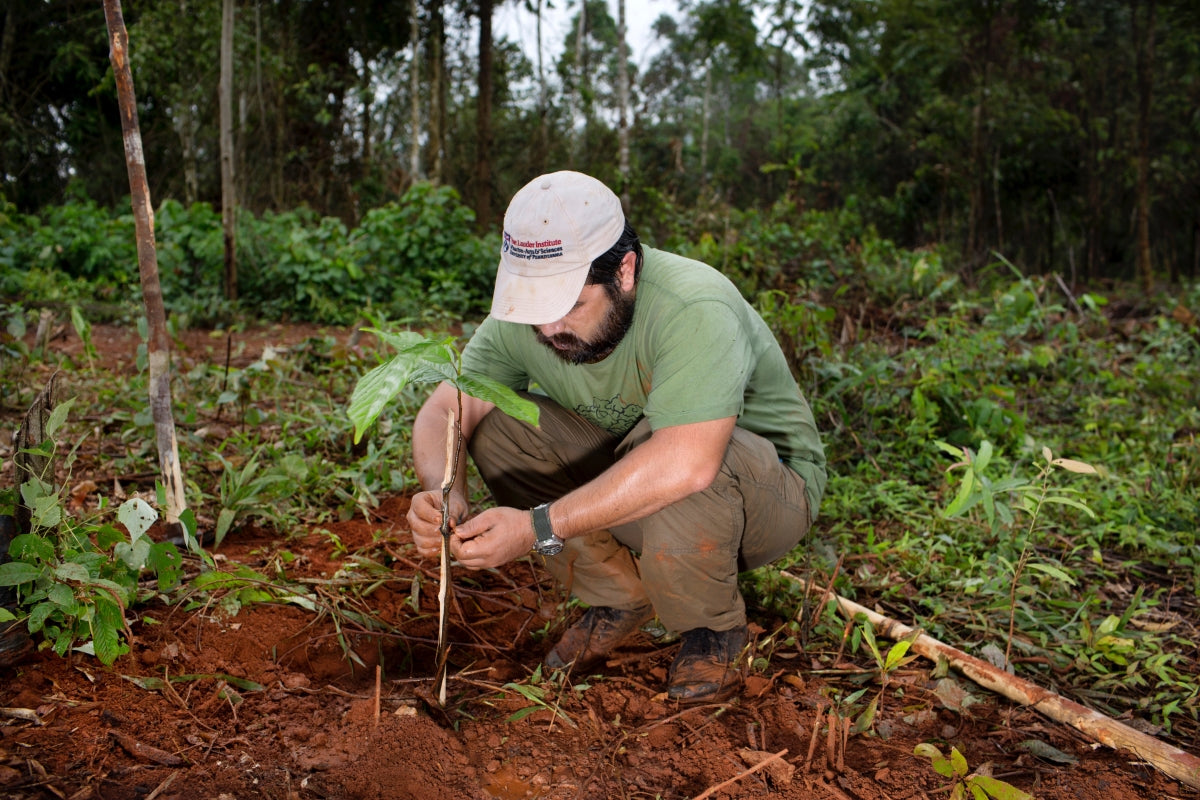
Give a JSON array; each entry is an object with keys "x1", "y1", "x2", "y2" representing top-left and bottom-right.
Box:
[{"x1": 617, "y1": 251, "x2": 638, "y2": 292}]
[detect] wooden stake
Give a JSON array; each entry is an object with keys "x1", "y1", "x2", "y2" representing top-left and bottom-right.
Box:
[{"x1": 782, "y1": 571, "x2": 1200, "y2": 791}]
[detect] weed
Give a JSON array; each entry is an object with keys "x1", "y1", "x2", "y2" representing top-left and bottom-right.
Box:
[{"x1": 913, "y1": 743, "x2": 1031, "y2": 800}]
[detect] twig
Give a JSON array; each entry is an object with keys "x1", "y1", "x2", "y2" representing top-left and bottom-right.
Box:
[
  {"x1": 691, "y1": 748, "x2": 788, "y2": 799},
  {"x1": 145, "y1": 771, "x2": 180, "y2": 800},
  {"x1": 374, "y1": 664, "x2": 381, "y2": 728},
  {"x1": 782, "y1": 570, "x2": 1200, "y2": 791}
]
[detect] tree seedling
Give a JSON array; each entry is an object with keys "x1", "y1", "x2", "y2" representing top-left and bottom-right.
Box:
[
  {"x1": 913, "y1": 743, "x2": 1032, "y2": 800},
  {"x1": 347, "y1": 329, "x2": 538, "y2": 704}
]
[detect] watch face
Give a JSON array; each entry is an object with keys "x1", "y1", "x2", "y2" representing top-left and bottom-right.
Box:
[{"x1": 535, "y1": 538, "x2": 564, "y2": 556}]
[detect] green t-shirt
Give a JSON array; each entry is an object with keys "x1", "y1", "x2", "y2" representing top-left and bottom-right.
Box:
[{"x1": 461, "y1": 247, "x2": 827, "y2": 520}]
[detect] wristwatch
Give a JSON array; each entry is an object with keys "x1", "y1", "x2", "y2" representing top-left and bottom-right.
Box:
[{"x1": 530, "y1": 502, "x2": 565, "y2": 556}]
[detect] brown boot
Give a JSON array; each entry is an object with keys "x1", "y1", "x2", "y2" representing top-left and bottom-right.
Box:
[
  {"x1": 667, "y1": 625, "x2": 748, "y2": 703},
  {"x1": 545, "y1": 605, "x2": 655, "y2": 671}
]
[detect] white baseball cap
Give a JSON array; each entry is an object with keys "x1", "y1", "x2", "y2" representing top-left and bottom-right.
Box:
[{"x1": 490, "y1": 171, "x2": 625, "y2": 325}]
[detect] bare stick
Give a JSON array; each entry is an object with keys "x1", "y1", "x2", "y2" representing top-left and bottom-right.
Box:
[
  {"x1": 692, "y1": 748, "x2": 788, "y2": 799},
  {"x1": 434, "y1": 409, "x2": 458, "y2": 705},
  {"x1": 782, "y1": 571, "x2": 1200, "y2": 791}
]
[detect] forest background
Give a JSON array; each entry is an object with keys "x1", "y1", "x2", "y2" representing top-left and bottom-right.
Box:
[{"x1": 0, "y1": 0, "x2": 1199, "y2": 778}]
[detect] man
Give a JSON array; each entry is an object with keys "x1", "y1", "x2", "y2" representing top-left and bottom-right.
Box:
[{"x1": 407, "y1": 171, "x2": 826, "y2": 703}]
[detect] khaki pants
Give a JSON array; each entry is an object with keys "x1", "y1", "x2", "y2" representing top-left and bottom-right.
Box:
[{"x1": 468, "y1": 394, "x2": 811, "y2": 633}]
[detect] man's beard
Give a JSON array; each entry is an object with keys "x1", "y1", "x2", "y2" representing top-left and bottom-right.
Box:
[{"x1": 536, "y1": 287, "x2": 636, "y2": 365}]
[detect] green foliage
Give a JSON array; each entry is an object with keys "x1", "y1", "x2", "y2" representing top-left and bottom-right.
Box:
[
  {"x1": 348, "y1": 329, "x2": 540, "y2": 445},
  {"x1": 6, "y1": 184, "x2": 496, "y2": 328},
  {"x1": 0, "y1": 404, "x2": 183, "y2": 665},
  {"x1": 913, "y1": 743, "x2": 1032, "y2": 800}
]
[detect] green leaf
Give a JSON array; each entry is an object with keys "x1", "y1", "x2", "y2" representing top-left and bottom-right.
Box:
[
  {"x1": 47, "y1": 582, "x2": 75, "y2": 609},
  {"x1": 118, "y1": 498, "x2": 158, "y2": 542},
  {"x1": 974, "y1": 440, "x2": 994, "y2": 473},
  {"x1": 54, "y1": 562, "x2": 90, "y2": 583},
  {"x1": 1026, "y1": 562, "x2": 1077, "y2": 586},
  {"x1": 92, "y1": 595, "x2": 127, "y2": 666},
  {"x1": 884, "y1": 638, "x2": 914, "y2": 672},
  {"x1": 457, "y1": 373, "x2": 540, "y2": 427},
  {"x1": 44, "y1": 396, "x2": 77, "y2": 440},
  {"x1": 0, "y1": 562, "x2": 43, "y2": 586},
  {"x1": 949, "y1": 747, "x2": 968, "y2": 777},
  {"x1": 347, "y1": 355, "x2": 425, "y2": 443},
  {"x1": 969, "y1": 775, "x2": 1032, "y2": 800},
  {"x1": 944, "y1": 467, "x2": 975, "y2": 518}
]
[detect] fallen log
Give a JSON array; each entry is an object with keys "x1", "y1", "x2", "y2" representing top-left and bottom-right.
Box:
[{"x1": 781, "y1": 571, "x2": 1200, "y2": 791}]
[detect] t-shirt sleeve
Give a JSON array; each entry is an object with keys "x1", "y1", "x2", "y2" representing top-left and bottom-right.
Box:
[
  {"x1": 642, "y1": 300, "x2": 753, "y2": 429},
  {"x1": 460, "y1": 317, "x2": 530, "y2": 391}
]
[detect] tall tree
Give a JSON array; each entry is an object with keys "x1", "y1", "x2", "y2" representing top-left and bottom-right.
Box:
[
  {"x1": 1132, "y1": 0, "x2": 1156, "y2": 292},
  {"x1": 475, "y1": 0, "x2": 495, "y2": 228},
  {"x1": 220, "y1": 0, "x2": 237, "y2": 300},
  {"x1": 617, "y1": 0, "x2": 630, "y2": 206}
]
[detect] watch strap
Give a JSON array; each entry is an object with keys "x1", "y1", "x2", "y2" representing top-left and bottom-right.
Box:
[{"x1": 531, "y1": 502, "x2": 555, "y2": 545}]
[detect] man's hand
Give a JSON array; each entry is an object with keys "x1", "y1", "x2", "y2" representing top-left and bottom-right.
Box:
[
  {"x1": 451, "y1": 507, "x2": 536, "y2": 569},
  {"x1": 406, "y1": 489, "x2": 469, "y2": 559}
]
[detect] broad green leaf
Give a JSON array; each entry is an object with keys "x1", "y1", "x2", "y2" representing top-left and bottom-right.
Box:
[
  {"x1": 0, "y1": 562, "x2": 43, "y2": 586},
  {"x1": 54, "y1": 562, "x2": 90, "y2": 583},
  {"x1": 458, "y1": 373, "x2": 540, "y2": 427},
  {"x1": 970, "y1": 774, "x2": 1032, "y2": 800},
  {"x1": 92, "y1": 595, "x2": 126, "y2": 666},
  {"x1": 347, "y1": 355, "x2": 425, "y2": 442},
  {"x1": 45, "y1": 396, "x2": 77, "y2": 439},
  {"x1": 47, "y1": 582, "x2": 75, "y2": 609},
  {"x1": 10, "y1": 533, "x2": 55, "y2": 563},
  {"x1": 949, "y1": 746, "x2": 968, "y2": 777},
  {"x1": 115, "y1": 538, "x2": 152, "y2": 571}
]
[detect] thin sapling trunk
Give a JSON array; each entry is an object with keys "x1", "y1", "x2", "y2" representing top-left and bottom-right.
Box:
[{"x1": 434, "y1": 405, "x2": 462, "y2": 705}]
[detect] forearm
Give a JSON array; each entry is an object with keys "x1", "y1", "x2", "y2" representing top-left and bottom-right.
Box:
[
  {"x1": 548, "y1": 417, "x2": 736, "y2": 538},
  {"x1": 411, "y1": 382, "x2": 493, "y2": 499}
]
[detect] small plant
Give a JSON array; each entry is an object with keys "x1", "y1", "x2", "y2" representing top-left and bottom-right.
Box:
[
  {"x1": 855, "y1": 617, "x2": 921, "y2": 724},
  {"x1": 501, "y1": 665, "x2": 579, "y2": 729},
  {"x1": 913, "y1": 743, "x2": 1032, "y2": 800},
  {"x1": 348, "y1": 328, "x2": 538, "y2": 704},
  {"x1": 212, "y1": 447, "x2": 292, "y2": 547}
]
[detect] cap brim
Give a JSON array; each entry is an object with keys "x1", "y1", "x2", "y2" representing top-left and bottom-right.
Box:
[{"x1": 490, "y1": 256, "x2": 590, "y2": 325}]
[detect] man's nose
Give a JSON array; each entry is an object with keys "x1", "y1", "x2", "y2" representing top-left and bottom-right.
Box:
[{"x1": 539, "y1": 318, "x2": 566, "y2": 336}]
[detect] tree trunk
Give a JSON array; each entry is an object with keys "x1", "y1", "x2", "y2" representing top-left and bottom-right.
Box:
[
  {"x1": 571, "y1": 1, "x2": 587, "y2": 165},
  {"x1": 474, "y1": 0, "x2": 494, "y2": 230},
  {"x1": 1133, "y1": 0, "x2": 1156, "y2": 292},
  {"x1": 616, "y1": 0, "x2": 630, "y2": 209},
  {"x1": 701, "y1": 63, "x2": 711, "y2": 184},
  {"x1": 408, "y1": 0, "x2": 421, "y2": 180},
  {"x1": 431, "y1": 1, "x2": 445, "y2": 185},
  {"x1": 101, "y1": 0, "x2": 188, "y2": 533},
  {"x1": 220, "y1": 0, "x2": 237, "y2": 301},
  {"x1": 533, "y1": 0, "x2": 547, "y2": 175}
]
